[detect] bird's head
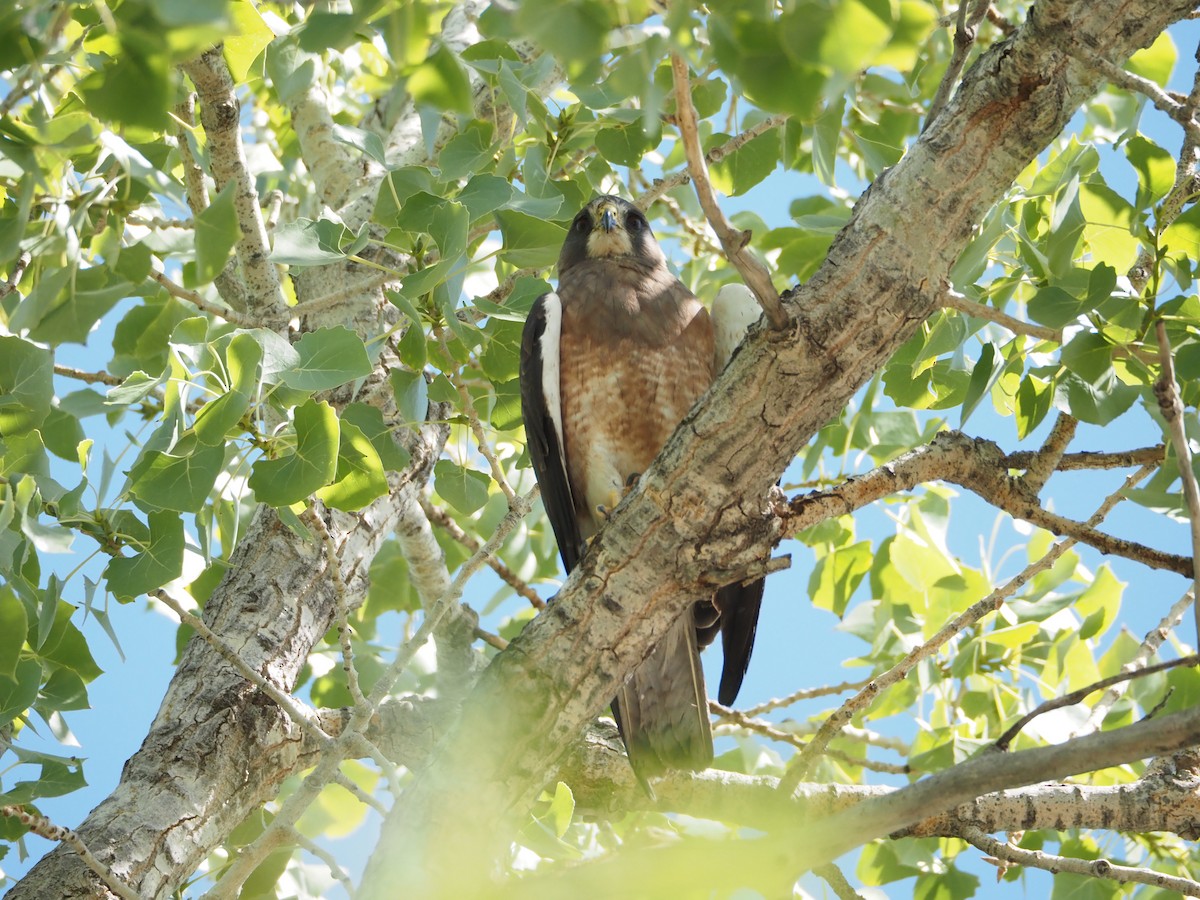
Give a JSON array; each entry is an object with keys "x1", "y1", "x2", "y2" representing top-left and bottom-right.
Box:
[{"x1": 558, "y1": 195, "x2": 666, "y2": 272}]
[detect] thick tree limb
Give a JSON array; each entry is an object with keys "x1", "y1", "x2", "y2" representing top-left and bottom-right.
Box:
[{"x1": 359, "y1": 1, "x2": 1199, "y2": 896}]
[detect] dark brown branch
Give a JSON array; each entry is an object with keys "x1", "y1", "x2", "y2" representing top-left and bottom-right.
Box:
[{"x1": 995, "y1": 653, "x2": 1200, "y2": 751}]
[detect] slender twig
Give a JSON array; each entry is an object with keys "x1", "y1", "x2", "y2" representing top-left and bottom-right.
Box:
[
  {"x1": 1022, "y1": 413, "x2": 1078, "y2": 495},
  {"x1": 943, "y1": 288, "x2": 1062, "y2": 342},
  {"x1": 1155, "y1": 320, "x2": 1200, "y2": 647},
  {"x1": 437, "y1": 331, "x2": 517, "y2": 503},
  {"x1": 814, "y1": 863, "x2": 868, "y2": 900},
  {"x1": 306, "y1": 511, "x2": 366, "y2": 708},
  {"x1": 0, "y1": 806, "x2": 147, "y2": 900},
  {"x1": 53, "y1": 364, "x2": 124, "y2": 386},
  {"x1": 925, "y1": 0, "x2": 992, "y2": 129},
  {"x1": 779, "y1": 464, "x2": 1155, "y2": 791},
  {"x1": 149, "y1": 269, "x2": 257, "y2": 327},
  {"x1": 741, "y1": 678, "x2": 872, "y2": 717},
  {"x1": 1077, "y1": 588, "x2": 1195, "y2": 736},
  {"x1": 637, "y1": 115, "x2": 789, "y2": 209},
  {"x1": 286, "y1": 826, "x2": 355, "y2": 896},
  {"x1": 475, "y1": 627, "x2": 509, "y2": 651},
  {"x1": 1078, "y1": 52, "x2": 1200, "y2": 146},
  {"x1": 669, "y1": 54, "x2": 788, "y2": 331},
  {"x1": 421, "y1": 498, "x2": 545, "y2": 609},
  {"x1": 960, "y1": 825, "x2": 1200, "y2": 896},
  {"x1": 0, "y1": 251, "x2": 31, "y2": 299},
  {"x1": 995, "y1": 653, "x2": 1200, "y2": 751}
]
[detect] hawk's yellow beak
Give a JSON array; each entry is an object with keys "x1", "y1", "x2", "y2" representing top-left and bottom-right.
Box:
[{"x1": 598, "y1": 205, "x2": 619, "y2": 233}]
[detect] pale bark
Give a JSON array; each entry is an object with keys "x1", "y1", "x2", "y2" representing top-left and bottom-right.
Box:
[{"x1": 360, "y1": 0, "x2": 1199, "y2": 895}]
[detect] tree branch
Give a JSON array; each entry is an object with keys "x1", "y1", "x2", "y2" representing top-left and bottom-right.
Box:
[
  {"x1": 181, "y1": 47, "x2": 287, "y2": 318},
  {"x1": 959, "y1": 825, "x2": 1200, "y2": 896},
  {"x1": 1155, "y1": 320, "x2": 1200, "y2": 645},
  {"x1": 668, "y1": 53, "x2": 789, "y2": 331}
]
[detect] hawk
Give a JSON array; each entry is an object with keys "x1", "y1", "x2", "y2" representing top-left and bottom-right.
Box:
[{"x1": 519, "y1": 195, "x2": 765, "y2": 782}]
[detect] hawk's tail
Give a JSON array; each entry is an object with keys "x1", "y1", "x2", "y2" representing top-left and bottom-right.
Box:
[{"x1": 611, "y1": 614, "x2": 713, "y2": 789}]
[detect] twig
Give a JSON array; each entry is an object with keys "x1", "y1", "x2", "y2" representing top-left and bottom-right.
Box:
[
  {"x1": 1079, "y1": 52, "x2": 1200, "y2": 147},
  {"x1": 1022, "y1": 413, "x2": 1078, "y2": 495},
  {"x1": 1002, "y1": 446, "x2": 1164, "y2": 472},
  {"x1": 1155, "y1": 320, "x2": 1200, "y2": 646},
  {"x1": 995, "y1": 653, "x2": 1200, "y2": 751},
  {"x1": 943, "y1": 288, "x2": 1062, "y2": 342},
  {"x1": 925, "y1": 0, "x2": 992, "y2": 129},
  {"x1": 437, "y1": 331, "x2": 517, "y2": 503},
  {"x1": 286, "y1": 826, "x2": 355, "y2": 896},
  {"x1": 741, "y1": 678, "x2": 872, "y2": 717},
  {"x1": 1076, "y1": 588, "x2": 1195, "y2": 736},
  {"x1": 149, "y1": 269, "x2": 257, "y2": 327},
  {"x1": 783, "y1": 432, "x2": 1182, "y2": 576},
  {"x1": 637, "y1": 115, "x2": 789, "y2": 209},
  {"x1": 669, "y1": 54, "x2": 788, "y2": 331},
  {"x1": 421, "y1": 498, "x2": 545, "y2": 609},
  {"x1": 814, "y1": 862, "x2": 867, "y2": 900},
  {"x1": 475, "y1": 627, "x2": 509, "y2": 651},
  {"x1": 960, "y1": 825, "x2": 1200, "y2": 896},
  {"x1": 0, "y1": 806, "x2": 147, "y2": 900},
  {"x1": 53, "y1": 364, "x2": 123, "y2": 387},
  {"x1": 779, "y1": 464, "x2": 1155, "y2": 791},
  {"x1": 0, "y1": 251, "x2": 31, "y2": 299},
  {"x1": 306, "y1": 511, "x2": 366, "y2": 709}
]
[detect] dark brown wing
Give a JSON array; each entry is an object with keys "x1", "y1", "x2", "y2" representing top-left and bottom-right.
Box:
[
  {"x1": 714, "y1": 579, "x2": 765, "y2": 706},
  {"x1": 519, "y1": 292, "x2": 585, "y2": 573}
]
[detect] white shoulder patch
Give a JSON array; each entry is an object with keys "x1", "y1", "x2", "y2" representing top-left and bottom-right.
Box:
[
  {"x1": 712, "y1": 283, "x2": 760, "y2": 371},
  {"x1": 539, "y1": 292, "x2": 565, "y2": 456}
]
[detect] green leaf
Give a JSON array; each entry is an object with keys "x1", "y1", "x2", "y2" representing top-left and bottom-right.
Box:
[
  {"x1": 1126, "y1": 31, "x2": 1176, "y2": 88},
  {"x1": 390, "y1": 370, "x2": 429, "y2": 426},
  {"x1": 37, "y1": 667, "x2": 89, "y2": 712},
  {"x1": 407, "y1": 42, "x2": 473, "y2": 114},
  {"x1": 808, "y1": 541, "x2": 872, "y2": 617},
  {"x1": 271, "y1": 217, "x2": 361, "y2": 266},
  {"x1": 0, "y1": 658, "x2": 41, "y2": 723},
  {"x1": 812, "y1": 93, "x2": 845, "y2": 187},
  {"x1": 341, "y1": 404, "x2": 412, "y2": 472},
  {"x1": 439, "y1": 121, "x2": 495, "y2": 180},
  {"x1": 316, "y1": 420, "x2": 388, "y2": 511},
  {"x1": 194, "y1": 333, "x2": 262, "y2": 445},
  {"x1": 496, "y1": 210, "x2": 567, "y2": 268},
  {"x1": 1126, "y1": 135, "x2": 1175, "y2": 208},
  {"x1": 194, "y1": 182, "x2": 241, "y2": 284},
  {"x1": 709, "y1": 129, "x2": 780, "y2": 196},
  {"x1": 548, "y1": 781, "x2": 575, "y2": 838},
  {"x1": 104, "y1": 510, "x2": 185, "y2": 601},
  {"x1": 128, "y1": 436, "x2": 225, "y2": 512},
  {"x1": 434, "y1": 460, "x2": 490, "y2": 515},
  {"x1": 960, "y1": 343, "x2": 997, "y2": 426},
  {"x1": 248, "y1": 400, "x2": 340, "y2": 507},
  {"x1": 224, "y1": 0, "x2": 275, "y2": 81},
  {"x1": 280, "y1": 326, "x2": 373, "y2": 392},
  {"x1": 0, "y1": 587, "x2": 27, "y2": 680},
  {"x1": 0, "y1": 336, "x2": 53, "y2": 436}
]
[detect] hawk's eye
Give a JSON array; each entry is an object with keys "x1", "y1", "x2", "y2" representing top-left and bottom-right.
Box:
[
  {"x1": 573, "y1": 215, "x2": 590, "y2": 233},
  {"x1": 626, "y1": 212, "x2": 646, "y2": 233}
]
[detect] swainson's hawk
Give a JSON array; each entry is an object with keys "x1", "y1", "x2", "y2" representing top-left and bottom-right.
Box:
[{"x1": 519, "y1": 195, "x2": 764, "y2": 782}]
